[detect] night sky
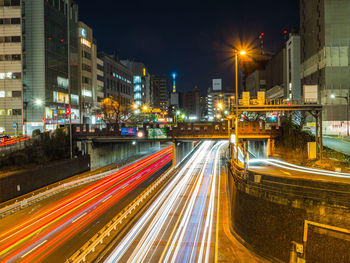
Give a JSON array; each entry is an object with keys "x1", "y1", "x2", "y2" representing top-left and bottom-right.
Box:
[{"x1": 76, "y1": 0, "x2": 299, "y2": 94}]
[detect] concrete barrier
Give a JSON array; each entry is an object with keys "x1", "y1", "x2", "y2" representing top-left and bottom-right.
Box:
[
  {"x1": 227, "y1": 163, "x2": 350, "y2": 263},
  {"x1": 0, "y1": 156, "x2": 90, "y2": 203},
  {"x1": 83, "y1": 141, "x2": 161, "y2": 170}
]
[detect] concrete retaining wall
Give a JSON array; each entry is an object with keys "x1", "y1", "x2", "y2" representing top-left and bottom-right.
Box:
[
  {"x1": 174, "y1": 141, "x2": 194, "y2": 165},
  {"x1": 227, "y1": 163, "x2": 350, "y2": 263},
  {"x1": 0, "y1": 156, "x2": 90, "y2": 203},
  {"x1": 87, "y1": 141, "x2": 161, "y2": 170}
]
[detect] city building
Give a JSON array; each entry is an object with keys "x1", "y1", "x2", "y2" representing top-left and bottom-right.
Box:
[
  {"x1": 150, "y1": 76, "x2": 168, "y2": 112},
  {"x1": 0, "y1": 0, "x2": 22, "y2": 135},
  {"x1": 99, "y1": 53, "x2": 133, "y2": 110},
  {"x1": 245, "y1": 70, "x2": 266, "y2": 97},
  {"x1": 23, "y1": 0, "x2": 80, "y2": 134},
  {"x1": 286, "y1": 33, "x2": 301, "y2": 101},
  {"x1": 91, "y1": 44, "x2": 104, "y2": 121},
  {"x1": 120, "y1": 60, "x2": 151, "y2": 107},
  {"x1": 264, "y1": 47, "x2": 287, "y2": 99},
  {"x1": 200, "y1": 95, "x2": 208, "y2": 121},
  {"x1": 182, "y1": 86, "x2": 200, "y2": 120},
  {"x1": 77, "y1": 22, "x2": 94, "y2": 124},
  {"x1": 300, "y1": 0, "x2": 350, "y2": 132},
  {"x1": 207, "y1": 79, "x2": 233, "y2": 121}
]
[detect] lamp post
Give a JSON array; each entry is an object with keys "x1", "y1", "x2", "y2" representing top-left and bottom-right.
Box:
[
  {"x1": 234, "y1": 50, "x2": 246, "y2": 161},
  {"x1": 331, "y1": 93, "x2": 349, "y2": 137}
]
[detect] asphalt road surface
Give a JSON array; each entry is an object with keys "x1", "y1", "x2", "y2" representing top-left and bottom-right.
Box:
[{"x1": 0, "y1": 147, "x2": 172, "y2": 262}]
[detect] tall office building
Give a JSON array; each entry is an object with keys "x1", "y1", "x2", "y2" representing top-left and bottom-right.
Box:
[
  {"x1": 99, "y1": 53, "x2": 133, "y2": 109},
  {"x1": 77, "y1": 21, "x2": 94, "y2": 124},
  {"x1": 300, "y1": 0, "x2": 350, "y2": 125},
  {"x1": 23, "y1": 0, "x2": 79, "y2": 134},
  {"x1": 0, "y1": 0, "x2": 22, "y2": 135},
  {"x1": 182, "y1": 86, "x2": 200, "y2": 120},
  {"x1": 286, "y1": 33, "x2": 301, "y2": 101},
  {"x1": 120, "y1": 60, "x2": 150, "y2": 107},
  {"x1": 150, "y1": 76, "x2": 168, "y2": 111}
]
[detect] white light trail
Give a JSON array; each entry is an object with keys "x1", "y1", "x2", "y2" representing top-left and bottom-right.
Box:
[
  {"x1": 248, "y1": 158, "x2": 350, "y2": 178},
  {"x1": 105, "y1": 142, "x2": 211, "y2": 263}
]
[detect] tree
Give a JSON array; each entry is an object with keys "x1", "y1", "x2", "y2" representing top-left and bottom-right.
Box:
[{"x1": 100, "y1": 96, "x2": 131, "y2": 124}]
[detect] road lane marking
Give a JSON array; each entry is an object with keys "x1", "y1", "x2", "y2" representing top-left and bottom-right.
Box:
[
  {"x1": 280, "y1": 170, "x2": 291, "y2": 176},
  {"x1": 102, "y1": 195, "x2": 112, "y2": 203},
  {"x1": 21, "y1": 240, "x2": 47, "y2": 258},
  {"x1": 72, "y1": 212, "x2": 87, "y2": 224}
]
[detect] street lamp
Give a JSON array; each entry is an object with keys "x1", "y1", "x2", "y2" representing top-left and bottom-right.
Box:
[
  {"x1": 217, "y1": 102, "x2": 223, "y2": 110},
  {"x1": 330, "y1": 93, "x2": 349, "y2": 137},
  {"x1": 233, "y1": 49, "x2": 247, "y2": 161},
  {"x1": 35, "y1": 99, "x2": 43, "y2": 106}
]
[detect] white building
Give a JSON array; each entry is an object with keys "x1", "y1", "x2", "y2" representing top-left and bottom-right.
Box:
[
  {"x1": 0, "y1": 0, "x2": 23, "y2": 135},
  {"x1": 286, "y1": 33, "x2": 301, "y2": 101}
]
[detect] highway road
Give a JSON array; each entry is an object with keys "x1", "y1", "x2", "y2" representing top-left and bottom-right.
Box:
[
  {"x1": 0, "y1": 147, "x2": 172, "y2": 262},
  {"x1": 104, "y1": 141, "x2": 227, "y2": 262},
  {"x1": 323, "y1": 136, "x2": 350, "y2": 155},
  {"x1": 248, "y1": 158, "x2": 350, "y2": 183}
]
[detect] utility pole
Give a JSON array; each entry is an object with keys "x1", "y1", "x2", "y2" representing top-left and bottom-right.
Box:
[{"x1": 67, "y1": 1, "x2": 73, "y2": 159}]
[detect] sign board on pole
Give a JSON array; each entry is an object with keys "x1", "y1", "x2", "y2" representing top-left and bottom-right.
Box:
[
  {"x1": 212, "y1": 79, "x2": 222, "y2": 91},
  {"x1": 257, "y1": 91, "x2": 265, "y2": 105},
  {"x1": 303, "y1": 85, "x2": 318, "y2": 104},
  {"x1": 121, "y1": 127, "x2": 137, "y2": 136},
  {"x1": 242, "y1": 92, "x2": 250, "y2": 105},
  {"x1": 13, "y1": 121, "x2": 17, "y2": 129},
  {"x1": 147, "y1": 128, "x2": 167, "y2": 139}
]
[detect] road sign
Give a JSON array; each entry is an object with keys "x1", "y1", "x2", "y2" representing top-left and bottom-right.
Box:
[{"x1": 13, "y1": 121, "x2": 17, "y2": 129}]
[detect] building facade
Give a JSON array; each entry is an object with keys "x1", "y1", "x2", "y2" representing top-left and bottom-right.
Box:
[
  {"x1": 286, "y1": 33, "x2": 301, "y2": 101},
  {"x1": 245, "y1": 70, "x2": 266, "y2": 97},
  {"x1": 120, "y1": 60, "x2": 150, "y2": 107},
  {"x1": 150, "y1": 75, "x2": 168, "y2": 111},
  {"x1": 23, "y1": 0, "x2": 79, "y2": 134},
  {"x1": 77, "y1": 22, "x2": 94, "y2": 124},
  {"x1": 0, "y1": 0, "x2": 22, "y2": 135},
  {"x1": 182, "y1": 86, "x2": 200, "y2": 120},
  {"x1": 300, "y1": 0, "x2": 350, "y2": 125},
  {"x1": 265, "y1": 47, "x2": 287, "y2": 99},
  {"x1": 99, "y1": 53, "x2": 133, "y2": 109}
]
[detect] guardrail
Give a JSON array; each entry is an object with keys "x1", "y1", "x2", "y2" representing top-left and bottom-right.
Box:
[
  {"x1": 0, "y1": 151, "x2": 162, "y2": 218},
  {"x1": 0, "y1": 168, "x2": 120, "y2": 218},
  {"x1": 65, "y1": 166, "x2": 175, "y2": 263}
]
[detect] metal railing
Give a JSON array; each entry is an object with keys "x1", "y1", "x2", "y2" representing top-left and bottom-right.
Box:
[{"x1": 65, "y1": 166, "x2": 175, "y2": 263}]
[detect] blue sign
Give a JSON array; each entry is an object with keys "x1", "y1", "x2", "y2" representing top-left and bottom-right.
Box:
[
  {"x1": 13, "y1": 121, "x2": 17, "y2": 129},
  {"x1": 121, "y1": 127, "x2": 137, "y2": 136}
]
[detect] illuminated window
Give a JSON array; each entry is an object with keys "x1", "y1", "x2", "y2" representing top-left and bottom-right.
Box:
[
  {"x1": 82, "y1": 89, "x2": 92, "y2": 97},
  {"x1": 0, "y1": 91, "x2": 4, "y2": 97},
  {"x1": 81, "y1": 38, "x2": 91, "y2": 48}
]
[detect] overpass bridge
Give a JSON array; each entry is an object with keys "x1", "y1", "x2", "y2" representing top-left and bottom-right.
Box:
[{"x1": 72, "y1": 122, "x2": 281, "y2": 142}]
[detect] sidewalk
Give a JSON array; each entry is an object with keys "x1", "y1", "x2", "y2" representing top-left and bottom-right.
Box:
[
  {"x1": 216, "y1": 165, "x2": 270, "y2": 263},
  {"x1": 323, "y1": 136, "x2": 350, "y2": 155}
]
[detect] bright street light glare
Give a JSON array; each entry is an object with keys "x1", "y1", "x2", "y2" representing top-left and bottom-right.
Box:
[
  {"x1": 35, "y1": 99, "x2": 42, "y2": 106},
  {"x1": 330, "y1": 94, "x2": 336, "y2": 99},
  {"x1": 240, "y1": 50, "x2": 247, "y2": 56}
]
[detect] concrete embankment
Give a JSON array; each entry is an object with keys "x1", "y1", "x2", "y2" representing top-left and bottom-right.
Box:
[
  {"x1": 0, "y1": 156, "x2": 90, "y2": 203},
  {"x1": 227, "y1": 163, "x2": 350, "y2": 263}
]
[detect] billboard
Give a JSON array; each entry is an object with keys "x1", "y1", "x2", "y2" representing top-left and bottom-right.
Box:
[
  {"x1": 212, "y1": 79, "x2": 222, "y2": 91},
  {"x1": 303, "y1": 85, "x2": 318, "y2": 104},
  {"x1": 121, "y1": 127, "x2": 137, "y2": 136},
  {"x1": 147, "y1": 128, "x2": 167, "y2": 139}
]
